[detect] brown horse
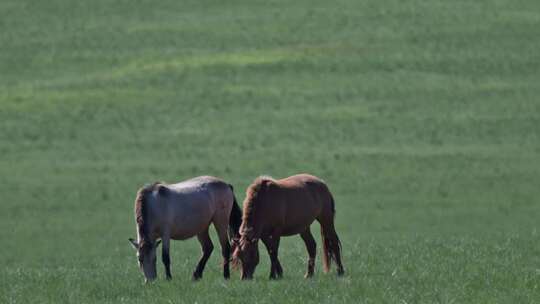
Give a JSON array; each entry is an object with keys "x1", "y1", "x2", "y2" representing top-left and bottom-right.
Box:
[
  {"x1": 128, "y1": 176, "x2": 242, "y2": 282},
  {"x1": 232, "y1": 174, "x2": 344, "y2": 279}
]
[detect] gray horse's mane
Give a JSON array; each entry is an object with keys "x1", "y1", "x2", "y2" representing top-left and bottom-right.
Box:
[{"x1": 134, "y1": 182, "x2": 163, "y2": 248}]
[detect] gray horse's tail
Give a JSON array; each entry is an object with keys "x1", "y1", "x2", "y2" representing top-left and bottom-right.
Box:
[{"x1": 228, "y1": 185, "x2": 242, "y2": 243}]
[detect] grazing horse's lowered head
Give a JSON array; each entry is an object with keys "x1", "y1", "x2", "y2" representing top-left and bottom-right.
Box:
[
  {"x1": 232, "y1": 178, "x2": 273, "y2": 279},
  {"x1": 128, "y1": 182, "x2": 163, "y2": 283},
  {"x1": 129, "y1": 238, "x2": 161, "y2": 283},
  {"x1": 232, "y1": 235, "x2": 260, "y2": 279}
]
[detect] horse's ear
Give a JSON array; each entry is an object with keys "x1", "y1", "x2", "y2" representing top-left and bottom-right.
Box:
[
  {"x1": 155, "y1": 240, "x2": 162, "y2": 248},
  {"x1": 231, "y1": 248, "x2": 241, "y2": 270},
  {"x1": 157, "y1": 185, "x2": 168, "y2": 196},
  {"x1": 231, "y1": 238, "x2": 240, "y2": 253},
  {"x1": 128, "y1": 238, "x2": 138, "y2": 250},
  {"x1": 261, "y1": 179, "x2": 276, "y2": 192}
]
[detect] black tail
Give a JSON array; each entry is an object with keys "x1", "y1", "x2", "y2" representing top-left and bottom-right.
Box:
[
  {"x1": 321, "y1": 194, "x2": 344, "y2": 275},
  {"x1": 228, "y1": 185, "x2": 242, "y2": 242}
]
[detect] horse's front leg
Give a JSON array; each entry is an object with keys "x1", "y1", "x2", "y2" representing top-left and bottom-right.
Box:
[
  {"x1": 193, "y1": 228, "x2": 214, "y2": 281},
  {"x1": 262, "y1": 234, "x2": 283, "y2": 279},
  {"x1": 214, "y1": 220, "x2": 231, "y2": 279},
  {"x1": 161, "y1": 236, "x2": 172, "y2": 280}
]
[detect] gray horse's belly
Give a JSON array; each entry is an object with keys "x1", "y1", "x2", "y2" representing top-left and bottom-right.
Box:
[
  {"x1": 167, "y1": 198, "x2": 215, "y2": 240},
  {"x1": 169, "y1": 212, "x2": 213, "y2": 240}
]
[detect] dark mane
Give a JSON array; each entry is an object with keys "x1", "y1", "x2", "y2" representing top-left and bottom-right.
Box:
[{"x1": 134, "y1": 182, "x2": 163, "y2": 248}]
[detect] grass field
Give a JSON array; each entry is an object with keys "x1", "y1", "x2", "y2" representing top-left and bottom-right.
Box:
[{"x1": 1, "y1": 0, "x2": 540, "y2": 303}]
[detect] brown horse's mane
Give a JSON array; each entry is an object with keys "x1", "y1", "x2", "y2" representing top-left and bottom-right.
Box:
[
  {"x1": 240, "y1": 176, "x2": 276, "y2": 243},
  {"x1": 134, "y1": 181, "x2": 163, "y2": 249}
]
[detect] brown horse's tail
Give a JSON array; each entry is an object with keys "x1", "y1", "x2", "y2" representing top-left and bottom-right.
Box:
[
  {"x1": 320, "y1": 194, "x2": 344, "y2": 275},
  {"x1": 228, "y1": 184, "x2": 242, "y2": 243}
]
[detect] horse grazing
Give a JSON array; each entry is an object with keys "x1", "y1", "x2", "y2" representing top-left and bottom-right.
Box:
[
  {"x1": 128, "y1": 176, "x2": 242, "y2": 282},
  {"x1": 232, "y1": 174, "x2": 344, "y2": 279}
]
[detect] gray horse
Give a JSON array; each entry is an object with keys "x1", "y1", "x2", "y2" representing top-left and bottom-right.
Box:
[{"x1": 128, "y1": 176, "x2": 242, "y2": 282}]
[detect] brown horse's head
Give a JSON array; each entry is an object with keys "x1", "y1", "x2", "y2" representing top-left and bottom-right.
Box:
[
  {"x1": 231, "y1": 177, "x2": 275, "y2": 279},
  {"x1": 129, "y1": 238, "x2": 161, "y2": 282},
  {"x1": 232, "y1": 236, "x2": 260, "y2": 279}
]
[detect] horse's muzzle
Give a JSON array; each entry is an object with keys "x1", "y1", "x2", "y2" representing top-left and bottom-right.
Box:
[
  {"x1": 144, "y1": 276, "x2": 157, "y2": 284},
  {"x1": 241, "y1": 271, "x2": 254, "y2": 280}
]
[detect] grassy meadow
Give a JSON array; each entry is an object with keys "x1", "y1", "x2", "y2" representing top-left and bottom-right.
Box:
[{"x1": 1, "y1": 0, "x2": 540, "y2": 303}]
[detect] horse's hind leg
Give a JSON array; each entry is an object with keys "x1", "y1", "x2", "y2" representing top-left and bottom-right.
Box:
[
  {"x1": 161, "y1": 235, "x2": 172, "y2": 280},
  {"x1": 300, "y1": 229, "x2": 317, "y2": 278},
  {"x1": 262, "y1": 234, "x2": 283, "y2": 279},
  {"x1": 212, "y1": 217, "x2": 231, "y2": 279},
  {"x1": 193, "y1": 227, "x2": 214, "y2": 281}
]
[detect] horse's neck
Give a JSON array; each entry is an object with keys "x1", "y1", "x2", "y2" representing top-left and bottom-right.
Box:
[
  {"x1": 138, "y1": 198, "x2": 160, "y2": 242},
  {"x1": 244, "y1": 209, "x2": 265, "y2": 238},
  {"x1": 138, "y1": 224, "x2": 158, "y2": 244}
]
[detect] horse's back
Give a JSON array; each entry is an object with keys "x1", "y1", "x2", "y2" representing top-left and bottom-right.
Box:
[
  {"x1": 160, "y1": 176, "x2": 233, "y2": 240},
  {"x1": 278, "y1": 174, "x2": 331, "y2": 200},
  {"x1": 273, "y1": 174, "x2": 333, "y2": 235},
  {"x1": 280, "y1": 173, "x2": 325, "y2": 184},
  {"x1": 169, "y1": 175, "x2": 227, "y2": 191},
  {"x1": 166, "y1": 176, "x2": 233, "y2": 210}
]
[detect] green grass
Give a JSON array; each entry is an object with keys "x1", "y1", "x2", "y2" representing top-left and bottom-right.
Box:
[{"x1": 1, "y1": 0, "x2": 540, "y2": 303}]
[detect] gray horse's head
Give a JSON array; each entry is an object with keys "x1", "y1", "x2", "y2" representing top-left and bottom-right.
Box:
[{"x1": 129, "y1": 238, "x2": 161, "y2": 283}]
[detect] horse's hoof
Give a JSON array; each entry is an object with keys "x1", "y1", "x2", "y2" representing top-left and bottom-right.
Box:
[
  {"x1": 304, "y1": 273, "x2": 313, "y2": 279},
  {"x1": 269, "y1": 273, "x2": 282, "y2": 280},
  {"x1": 166, "y1": 276, "x2": 172, "y2": 281},
  {"x1": 192, "y1": 273, "x2": 202, "y2": 281},
  {"x1": 337, "y1": 269, "x2": 345, "y2": 277}
]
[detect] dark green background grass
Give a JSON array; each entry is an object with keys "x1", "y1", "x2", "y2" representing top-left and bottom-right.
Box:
[{"x1": 1, "y1": 0, "x2": 540, "y2": 303}]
